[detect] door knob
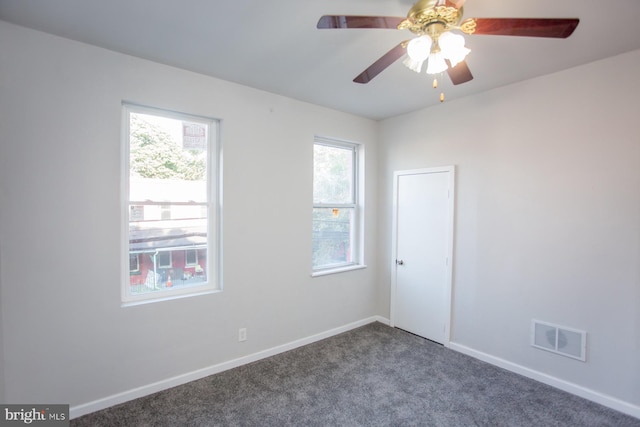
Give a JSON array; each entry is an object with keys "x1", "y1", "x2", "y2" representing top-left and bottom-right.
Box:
[{"x1": 396, "y1": 259, "x2": 404, "y2": 265}]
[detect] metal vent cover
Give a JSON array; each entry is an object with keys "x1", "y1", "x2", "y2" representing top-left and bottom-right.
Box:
[{"x1": 531, "y1": 319, "x2": 586, "y2": 362}]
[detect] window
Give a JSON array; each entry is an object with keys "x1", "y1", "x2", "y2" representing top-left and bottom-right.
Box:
[
  {"x1": 157, "y1": 251, "x2": 172, "y2": 268},
  {"x1": 312, "y1": 137, "x2": 363, "y2": 273},
  {"x1": 160, "y1": 204, "x2": 171, "y2": 220},
  {"x1": 185, "y1": 249, "x2": 198, "y2": 266},
  {"x1": 129, "y1": 254, "x2": 140, "y2": 273},
  {"x1": 122, "y1": 103, "x2": 220, "y2": 303}
]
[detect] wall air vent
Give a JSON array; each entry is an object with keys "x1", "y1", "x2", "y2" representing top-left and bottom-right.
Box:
[{"x1": 531, "y1": 319, "x2": 587, "y2": 362}]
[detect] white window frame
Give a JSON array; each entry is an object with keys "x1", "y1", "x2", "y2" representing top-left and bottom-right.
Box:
[
  {"x1": 312, "y1": 136, "x2": 365, "y2": 276},
  {"x1": 121, "y1": 103, "x2": 221, "y2": 305}
]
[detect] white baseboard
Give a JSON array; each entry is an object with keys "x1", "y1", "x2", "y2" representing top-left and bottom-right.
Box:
[
  {"x1": 70, "y1": 315, "x2": 389, "y2": 419},
  {"x1": 448, "y1": 342, "x2": 640, "y2": 420},
  {"x1": 75, "y1": 318, "x2": 639, "y2": 422}
]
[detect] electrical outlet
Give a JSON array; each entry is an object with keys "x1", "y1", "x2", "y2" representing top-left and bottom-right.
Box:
[{"x1": 238, "y1": 328, "x2": 247, "y2": 342}]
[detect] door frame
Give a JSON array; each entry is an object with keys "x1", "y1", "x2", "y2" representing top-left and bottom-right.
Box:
[{"x1": 390, "y1": 166, "x2": 455, "y2": 346}]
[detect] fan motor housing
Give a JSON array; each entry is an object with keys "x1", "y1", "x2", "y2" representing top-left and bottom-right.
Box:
[{"x1": 399, "y1": 0, "x2": 464, "y2": 36}]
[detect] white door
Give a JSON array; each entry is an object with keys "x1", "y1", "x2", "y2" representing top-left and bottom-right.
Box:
[{"x1": 391, "y1": 167, "x2": 454, "y2": 344}]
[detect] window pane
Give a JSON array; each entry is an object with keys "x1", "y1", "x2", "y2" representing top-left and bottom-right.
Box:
[
  {"x1": 127, "y1": 110, "x2": 211, "y2": 297},
  {"x1": 312, "y1": 207, "x2": 354, "y2": 269},
  {"x1": 313, "y1": 144, "x2": 354, "y2": 204},
  {"x1": 160, "y1": 204, "x2": 171, "y2": 220},
  {"x1": 185, "y1": 249, "x2": 198, "y2": 266},
  {"x1": 157, "y1": 251, "x2": 171, "y2": 268},
  {"x1": 129, "y1": 254, "x2": 139, "y2": 272},
  {"x1": 129, "y1": 112, "x2": 207, "y2": 203}
]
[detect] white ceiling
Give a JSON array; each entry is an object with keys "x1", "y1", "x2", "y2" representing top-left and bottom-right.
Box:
[{"x1": 2, "y1": 0, "x2": 640, "y2": 120}]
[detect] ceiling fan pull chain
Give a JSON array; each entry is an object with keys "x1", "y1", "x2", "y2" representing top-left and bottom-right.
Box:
[{"x1": 434, "y1": 71, "x2": 445, "y2": 102}]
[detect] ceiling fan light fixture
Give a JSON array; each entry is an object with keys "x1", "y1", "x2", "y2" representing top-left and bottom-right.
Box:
[
  {"x1": 402, "y1": 56, "x2": 424, "y2": 73},
  {"x1": 403, "y1": 35, "x2": 432, "y2": 73},
  {"x1": 426, "y1": 50, "x2": 447, "y2": 74},
  {"x1": 407, "y1": 35, "x2": 432, "y2": 60},
  {"x1": 405, "y1": 30, "x2": 469, "y2": 75},
  {"x1": 438, "y1": 31, "x2": 470, "y2": 67},
  {"x1": 446, "y1": 46, "x2": 471, "y2": 68}
]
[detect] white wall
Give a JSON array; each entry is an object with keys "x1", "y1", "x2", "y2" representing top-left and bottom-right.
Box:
[
  {"x1": 0, "y1": 21, "x2": 379, "y2": 409},
  {"x1": 378, "y1": 50, "x2": 640, "y2": 409}
]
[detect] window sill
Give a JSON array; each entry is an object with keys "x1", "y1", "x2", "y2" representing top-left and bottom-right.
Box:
[
  {"x1": 121, "y1": 288, "x2": 220, "y2": 307},
  {"x1": 311, "y1": 264, "x2": 367, "y2": 277}
]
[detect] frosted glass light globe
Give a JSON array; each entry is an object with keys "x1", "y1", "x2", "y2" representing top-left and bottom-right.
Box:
[{"x1": 407, "y1": 35, "x2": 432, "y2": 62}]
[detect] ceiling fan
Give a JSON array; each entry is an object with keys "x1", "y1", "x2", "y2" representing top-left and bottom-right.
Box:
[{"x1": 317, "y1": 0, "x2": 579, "y2": 88}]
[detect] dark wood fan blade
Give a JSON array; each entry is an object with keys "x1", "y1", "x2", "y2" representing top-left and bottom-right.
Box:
[
  {"x1": 354, "y1": 42, "x2": 407, "y2": 84},
  {"x1": 443, "y1": 0, "x2": 466, "y2": 9},
  {"x1": 469, "y1": 18, "x2": 579, "y2": 38},
  {"x1": 317, "y1": 15, "x2": 404, "y2": 29},
  {"x1": 446, "y1": 60, "x2": 473, "y2": 85}
]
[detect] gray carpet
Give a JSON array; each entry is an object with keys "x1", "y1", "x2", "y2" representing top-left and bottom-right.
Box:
[{"x1": 71, "y1": 322, "x2": 640, "y2": 426}]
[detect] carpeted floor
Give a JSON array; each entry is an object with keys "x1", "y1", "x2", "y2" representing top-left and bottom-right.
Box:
[{"x1": 71, "y1": 322, "x2": 640, "y2": 426}]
